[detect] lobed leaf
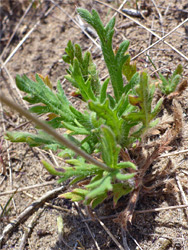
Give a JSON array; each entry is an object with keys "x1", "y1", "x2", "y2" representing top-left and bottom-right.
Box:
[
  {"x1": 115, "y1": 41, "x2": 130, "y2": 68},
  {"x1": 16, "y1": 74, "x2": 74, "y2": 122},
  {"x1": 60, "y1": 188, "x2": 89, "y2": 202},
  {"x1": 100, "y1": 125, "x2": 121, "y2": 168},
  {"x1": 77, "y1": 8, "x2": 127, "y2": 101},
  {"x1": 113, "y1": 183, "x2": 132, "y2": 206},
  {"x1": 122, "y1": 57, "x2": 137, "y2": 82},
  {"x1": 77, "y1": 8, "x2": 94, "y2": 26},
  {"x1": 88, "y1": 99, "x2": 122, "y2": 139},
  {"x1": 6, "y1": 131, "x2": 64, "y2": 150},
  {"x1": 42, "y1": 159, "x2": 103, "y2": 184},
  {"x1": 86, "y1": 174, "x2": 113, "y2": 199},
  {"x1": 117, "y1": 161, "x2": 137, "y2": 170}
]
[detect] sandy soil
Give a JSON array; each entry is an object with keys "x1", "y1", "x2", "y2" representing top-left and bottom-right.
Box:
[{"x1": 0, "y1": 1, "x2": 188, "y2": 249}]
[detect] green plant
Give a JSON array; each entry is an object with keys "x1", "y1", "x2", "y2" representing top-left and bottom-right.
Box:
[
  {"x1": 5, "y1": 8, "x2": 164, "y2": 208},
  {"x1": 158, "y1": 64, "x2": 183, "y2": 95},
  {"x1": 0, "y1": 192, "x2": 15, "y2": 220}
]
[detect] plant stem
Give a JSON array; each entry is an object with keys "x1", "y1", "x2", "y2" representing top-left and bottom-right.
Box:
[{"x1": 0, "y1": 94, "x2": 112, "y2": 172}]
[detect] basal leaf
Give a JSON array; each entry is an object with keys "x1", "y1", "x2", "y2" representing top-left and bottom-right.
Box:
[
  {"x1": 105, "y1": 16, "x2": 115, "y2": 34},
  {"x1": 89, "y1": 194, "x2": 107, "y2": 208},
  {"x1": 117, "y1": 162, "x2": 137, "y2": 170},
  {"x1": 63, "y1": 40, "x2": 75, "y2": 64},
  {"x1": 115, "y1": 171, "x2": 135, "y2": 181},
  {"x1": 77, "y1": 8, "x2": 94, "y2": 26},
  {"x1": 113, "y1": 183, "x2": 132, "y2": 206},
  {"x1": 151, "y1": 97, "x2": 163, "y2": 119},
  {"x1": 56, "y1": 80, "x2": 70, "y2": 106},
  {"x1": 123, "y1": 72, "x2": 140, "y2": 94},
  {"x1": 115, "y1": 41, "x2": 130, "y2": 68},
  {"x1": 38, "y1": 74, "x2": 53, "y2": 89},
  {"x1": 107, "y1": 94, "x2": 116, "y2": 109},
  {"x1": 43, "y1": 159, "x2": 103, "y2": 184},
  {"x1": 60, "y1": 188, "x2": 88, "y2": 202},
  {"x1": 72, "y1": 59, "x2": 96, "y2": 101},
  {"x1": 86, "y1": 174, "x2": 113, "y2": 199},
  {"x1": 77, "y1": 8, "x2": 126, "y2": 101},
  {"x1": 58, "y1": 149, "x2": 75, "y2": 159}
]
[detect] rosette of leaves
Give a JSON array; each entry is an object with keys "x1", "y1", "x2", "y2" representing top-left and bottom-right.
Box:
[
  {"x1": 43, "y1": 125, "x2": 137, "y2": 208},
  {"x1": 158, "y1": 64, "x2": 183, "y2": 95},
  {"x1": 5, "y1": 8, "x2": 164, "y2": 208}
]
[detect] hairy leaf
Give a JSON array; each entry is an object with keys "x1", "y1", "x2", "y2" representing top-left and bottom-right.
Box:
[
  {"x1": 77, "y1": 8, "x2": 130, "y2": 101},
  {"x1": 6, "y1": 131, "x2": 65, "y2": 150},
  {"x1": 122, "y1": 56, "x2": 137, "y2": 81},
  {"x1": 16, "y1": 74, "x2": 74, "y2": 122},
  {"x1": 100, "y1": 125, "x2": 121, "y2": 168},
  {"x1": 42, "y1": 159, "x2": 103, "y2": 184}
]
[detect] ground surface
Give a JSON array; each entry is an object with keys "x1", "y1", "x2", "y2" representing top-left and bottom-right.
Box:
[{"x1": 0, "y1": 0, "x2": 188, "y2": 249}]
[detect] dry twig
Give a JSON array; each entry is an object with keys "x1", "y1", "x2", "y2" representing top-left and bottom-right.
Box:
[
  {"x1": 175, "y1": 175, "x2": 188, "y2": 218},
  {"x1": 18, "y1": 208, "x2": 44, "y2": 250},
  {"x1": 0, "y1": 185, "x2": 66, "y2": 247}
]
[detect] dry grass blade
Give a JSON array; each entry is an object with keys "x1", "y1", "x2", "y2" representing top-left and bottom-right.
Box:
[
  {"x1": 0, "y1": 0, "x2": 35, "y2": 60},
  {"x1": 112, "y1": 0, "x2": 129, "y2": 19},
  {"x1": 121, "y1": 227, "x2": 131, "y2": 250},
  {"x1": 97, "y1": 218, "x2": 125, "y2": 250},
  {"x1": 0, "y1": 181, "x2": 56, "y2": 197},
  {"x1": 0, "y1": 58, "x2": 24, "y2": 105},
  {"x1": 135, "y1": 204, "x2": 188, "y2": 214},
  {"x1": 0, "y1": 104, "x2": 7, "y2": 175},
  {"x1": 50, "y1": 0, "x2": 100, "y2": 48},
  {"x1": 127, "y1": 231, "x2": 143, "y2": 250},
  {"x1": 23, "y1": 191, "x2": 70, "y2": 213},
  {"x1": 82, "y1": 204, "x2": 188, "y2": 222},
  {"x1": 151, "y1": 0, "x2": 163, "y2": 25},
  {"x1": 1, "y1": 21, "x2": 40, "y2": 70},
  {"x1": 176, "y1": 175, "x2": 188, "y2": 211},
  {"x1": 159, "y1": 148, "x2": 188, "y2": 158},
  {"x1": 131, "y1": 17, "x2": 188, "y2": 61},
  {"x1": 0, "y1": 99, "x2": 15, "y2": 211}
]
